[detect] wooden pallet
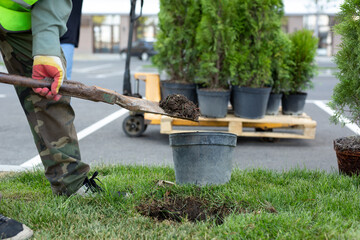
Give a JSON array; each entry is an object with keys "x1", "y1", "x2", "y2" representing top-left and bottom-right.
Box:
[{"x1": 160, "y1": 113, "x2": 317, "y2": 139}]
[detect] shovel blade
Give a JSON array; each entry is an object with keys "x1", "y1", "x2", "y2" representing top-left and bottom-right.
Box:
[
  {"x1": 115, "y1": 94, "x2": 166, "y2": 114},
  {"x1": 115, "y1": 94, "x2": 198, "y2": 121}
]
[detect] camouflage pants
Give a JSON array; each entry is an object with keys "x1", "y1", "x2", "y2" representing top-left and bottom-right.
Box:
[{"x1": 0, "y1": 29, "x2": 89, "y2": 196}]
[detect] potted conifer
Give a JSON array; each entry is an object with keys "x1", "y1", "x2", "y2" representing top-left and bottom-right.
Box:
[
  {"x1": 282, "y1": 29, "x2": 318, "y2": 115},
  {"x1": 329, "y1": 0, "x2": 360, "y2": 176},
  {"x1": 266, "y1": 30, "x2": 292, "y2": 115},
  {"x1": 152, "y1": 0, "x2": 201, "y2": 104},
  {"x1": 230, "y1": 0, "x2": 284, "y2": 119},
  {"x1": 194, "y1": 0, "x2": 235, "y2": 118}
]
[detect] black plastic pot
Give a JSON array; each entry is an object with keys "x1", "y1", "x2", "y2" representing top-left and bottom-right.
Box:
[
  {"x1": 169, "y1": 132, "x2": 237, "y2": 186},
  {"x1": 282, "y1": 92, "x2": 307, "y2": 115},
  {"x1": 197, "y1": 89, "x2": 230, "y2": 118},
  {"x1": 266, "y1": 93, "x2": 283, "y2": 115},
  {"x1": 232, "y1": 86, "x2": 271, "y2": 119},
  {"x1": 160, "y1": 81, "x2": 197, "y2": 104}
]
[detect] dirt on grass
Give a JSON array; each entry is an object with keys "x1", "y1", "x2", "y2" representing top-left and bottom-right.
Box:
[
  {"x1": 159, "y1": 94, "x2": 200, "y2": 121},
  {"x1": 136, "y1": 195, "x2": 244, "y2": 225}
]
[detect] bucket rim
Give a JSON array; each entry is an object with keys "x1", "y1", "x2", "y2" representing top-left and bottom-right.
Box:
[
  {"x1": 169, "y1": 131, "x2": 237, "y2": 138},
  {"x1": 169, "y1": 131, "x2": 237, "y2": 147}
]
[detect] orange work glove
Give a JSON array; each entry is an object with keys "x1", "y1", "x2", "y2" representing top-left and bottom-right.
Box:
[{"x1": 32, "y1": 55, "x2": 65, "y2": 101}]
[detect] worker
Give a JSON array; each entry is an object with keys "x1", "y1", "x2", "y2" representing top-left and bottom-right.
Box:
[
  {"x1": 60, "y1": 0, "x2": 83, "y2": 80},
  {"x1": 0, "y1": 1, "x2": 102, "y2": 239}
]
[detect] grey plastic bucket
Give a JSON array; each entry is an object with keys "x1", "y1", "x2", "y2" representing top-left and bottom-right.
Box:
[{"x1": 169, "y1": 132, "x2": 237, "y2": 186}]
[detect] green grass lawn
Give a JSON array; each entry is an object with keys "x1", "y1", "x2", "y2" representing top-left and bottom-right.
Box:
[{"x1": 1, "y1": 165, "x2": 360, "y2": 239}]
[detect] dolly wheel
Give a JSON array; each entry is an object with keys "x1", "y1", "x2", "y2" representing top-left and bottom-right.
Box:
[
  {"x1": 120, "y1": 52, "x2": 127, "y2": 59},
  {"x1": 140, "y1": 52, "x2": 149, "y2": 61},
  {"x1": 255, "y1": 128, "x2": 279, "y2": 143},
  {"x1": 122, "y1": 115, "x2": 146, "y2": 137}
]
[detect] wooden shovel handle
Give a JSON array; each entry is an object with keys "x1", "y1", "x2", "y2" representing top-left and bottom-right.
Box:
[
  {"x1": 0, "y1": 72, "x2": 199, "y2": 121},
  {"x1": 0, "y1": 72, "x2": 117, "y2": 104}
]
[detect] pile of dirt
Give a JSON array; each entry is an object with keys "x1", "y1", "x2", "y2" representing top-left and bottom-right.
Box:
[
  {"x1": 159, "y1": 94, "x2": 200, "y2": 121},
  {"x1": 136, "y1": 196, "x2": 240, "y2": 225}
]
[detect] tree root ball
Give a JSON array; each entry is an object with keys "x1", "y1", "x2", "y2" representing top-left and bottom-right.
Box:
[
  {"x1": 159, "y1": 94, "x2": 200, "y2": 121},
  {"x1": 334, "y1": 136, "x2": 360, "y2": 152}
]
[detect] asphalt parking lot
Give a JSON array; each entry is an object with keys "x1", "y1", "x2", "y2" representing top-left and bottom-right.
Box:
[{"x1": 0, "y1": 55, "x2": 355, "y2": 173}]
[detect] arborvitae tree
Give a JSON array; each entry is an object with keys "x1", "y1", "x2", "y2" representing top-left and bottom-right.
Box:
[
  {"x1": 230, "y1": 0, "x2": 284, "y2": 88},
  {"x1": 195, "y1": 0, "x2": 236, "y2": 89},
  {"x1": 152, "y1": 0, "x2": 201, "y2": 83},
  {"x1": 286, "y1": 29, "x2": 318, "y2": 93},
  {"x1": 329, "y1": 0, "x2": 360, "y2": 126},
  {"x1": 270, "y1": 30, "x2": 292, "y2": 94}
]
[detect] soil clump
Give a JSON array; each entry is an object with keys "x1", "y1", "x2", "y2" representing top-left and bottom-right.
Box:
[
  {"x1": 159, "y1": 94, "x2": 200, "y2": 121},
  {"x1": 137, "y1": 196, "x2": 240, "y2": 225}
]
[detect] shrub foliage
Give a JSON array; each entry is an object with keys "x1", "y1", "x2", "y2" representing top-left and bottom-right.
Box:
[
  {"x1": 286, "y1": 29, "x2": 318, "y2": 93},
  {"x1": 152, "y1": 0, "x2": 201, "y2": 83},
  {"x1": 270, "y1": 30, "x2": 292, "y2": 94},
  {"x1": 230, "y1": 0, "x2": 284, "y2": 88},
  {"x1": 329, "y1": 0, "x2": 360, "y2": 127},
  {"x1": 153, "y1": 0, "x2": 311, "y2": 91},
  {"x1": 194, "y1": 0, "x2": 236, "y2": 89}
]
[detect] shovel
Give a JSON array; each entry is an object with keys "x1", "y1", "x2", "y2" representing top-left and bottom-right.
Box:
[{"x1": 0, "y1": 72, "x2": 198, "y2": 121}]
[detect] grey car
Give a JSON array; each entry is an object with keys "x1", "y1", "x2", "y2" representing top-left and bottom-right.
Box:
[{"x1": 120, "y1": 39, "x2": 157, "y2": 61}]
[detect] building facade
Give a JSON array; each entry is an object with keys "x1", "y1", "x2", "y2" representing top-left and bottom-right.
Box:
[{"x1": 76, "y1": 0, "x2": 343, "y2": 56}]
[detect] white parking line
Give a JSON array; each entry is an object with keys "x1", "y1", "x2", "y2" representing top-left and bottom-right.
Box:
[
  {"x1": 73, "y1": 63, "x2": 114, "y2": 73},
  {"x1": 95, "y1": 72, "x2": 123, "y2": 78},
  {"x1": 77, "y1": 109, "x2": 128, "y2": 139},
  {"x1": 0, "y1": 165, "x2": 27, "y2": 172},
  {"x1": 0, "y1": 94, "x2": 5, "y2": 98},
  {"x1": 19, "y1": 108, "x2": 128, "y2": 169},
  {"x1": 310, "y1": 100, "x2": 360, "y2": 135}
]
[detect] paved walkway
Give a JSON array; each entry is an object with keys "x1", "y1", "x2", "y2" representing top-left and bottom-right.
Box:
[{"x1": 315, "y1": 56, "x2": 337, "y2": 68}]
